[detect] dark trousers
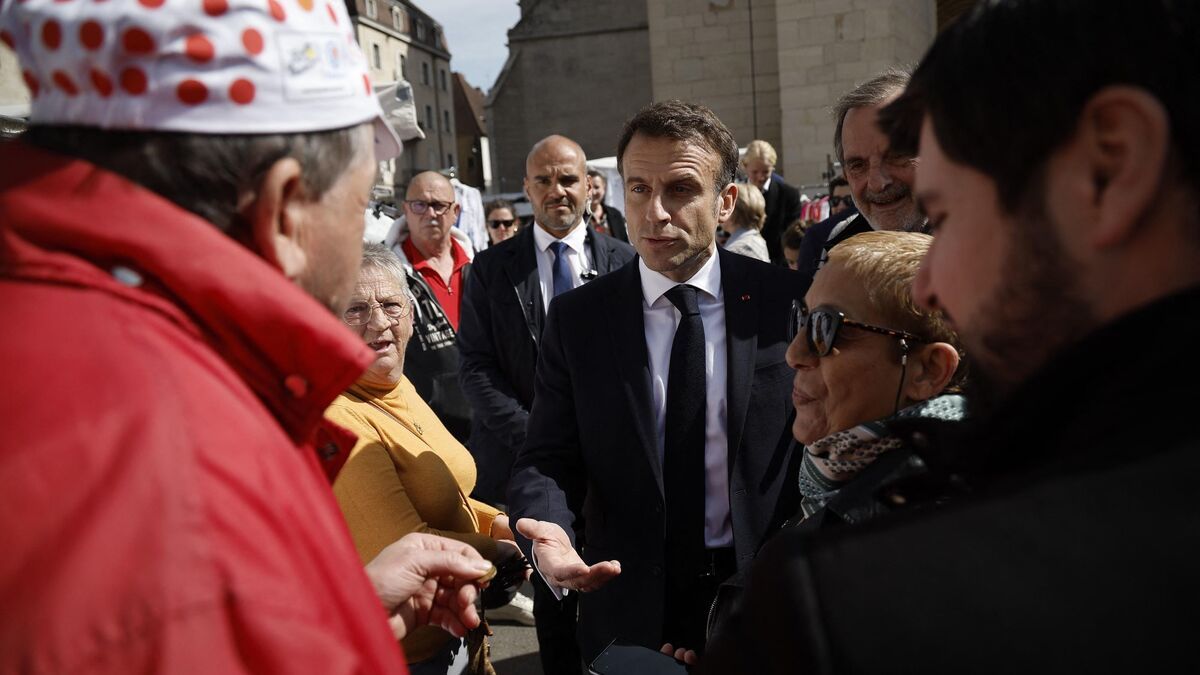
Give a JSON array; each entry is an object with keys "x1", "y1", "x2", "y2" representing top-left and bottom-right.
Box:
[
  {"x1": 532, "y1": 572, "x2": 582, "y2": 675},
  {"x1": 662, "y1": 547, "x2": 736, "y2": 652}
]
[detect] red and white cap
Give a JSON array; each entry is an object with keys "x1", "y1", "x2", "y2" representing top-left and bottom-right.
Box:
[{"x1": 0, "y1": 0, "x2": 402, "y2": 160}]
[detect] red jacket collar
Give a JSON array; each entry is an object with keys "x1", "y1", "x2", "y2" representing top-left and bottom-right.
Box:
[{"x1": 0, "y1": 142, "x2": 374, "y2": 442}]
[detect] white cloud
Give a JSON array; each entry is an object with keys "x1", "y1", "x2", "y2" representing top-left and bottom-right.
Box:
[{"x1": 413, "y1": 0, "x2": 521, "y2": 93}]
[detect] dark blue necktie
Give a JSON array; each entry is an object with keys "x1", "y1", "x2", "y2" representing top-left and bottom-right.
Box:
[
  {"x1": 550, "y1": 241, "x2": 572, "y2": 298},
  {"x1": 663, "y1": 284, "x2": 706, "y2": 578}
]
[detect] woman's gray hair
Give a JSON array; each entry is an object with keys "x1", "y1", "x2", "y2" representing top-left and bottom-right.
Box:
[{"x1": 360, "y1": 243, "x2": 410, "y2": 295}]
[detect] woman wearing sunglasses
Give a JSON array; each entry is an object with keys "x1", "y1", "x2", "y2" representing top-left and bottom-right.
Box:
[
  {"x1": 788, "y1": 230, "x2": 966, "y2": 520},
  {"x1": 672, "y1": 231, "x2": 968, "y2": 665},
  {"x1": 484, "y1": 199, "x2": 521, "y2": 248}
]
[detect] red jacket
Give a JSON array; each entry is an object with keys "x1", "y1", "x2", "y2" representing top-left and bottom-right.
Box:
[{"x1": 0, "y1": 143, "x2": 409, "y2": 674}]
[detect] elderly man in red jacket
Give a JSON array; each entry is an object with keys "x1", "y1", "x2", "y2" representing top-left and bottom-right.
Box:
[{"x1": 0, "y1": 1, "x2": 489, "y2": 672}]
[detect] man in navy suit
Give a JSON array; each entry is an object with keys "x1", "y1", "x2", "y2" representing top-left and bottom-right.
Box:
[
  {"x1": 457, "y1": 134, "x2": 634, "y2": 674},
  {"x1": 509, "y1": 101, "x2": 801, "y2": 661}
]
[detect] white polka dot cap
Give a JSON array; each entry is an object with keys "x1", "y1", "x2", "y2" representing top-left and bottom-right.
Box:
[{"x1": 0, "y1": 0, "x2": 402, "y2": 160}]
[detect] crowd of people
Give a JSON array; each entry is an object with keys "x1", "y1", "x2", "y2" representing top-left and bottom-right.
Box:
[{"x1": 2, "y1": 0, "x2": 1198, "y2": 673}]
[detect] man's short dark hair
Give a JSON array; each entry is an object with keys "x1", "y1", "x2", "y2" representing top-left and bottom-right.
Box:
[
  {"x1": 832, "y1": 67, "x2": 911, "y2": 165},
  {"x1": 828, "y1": 176, "x2": 849, "y2": 194},
  {"x1": 616, "y1": 100, "x2": 739, "y2": 193},
  {"x1": 879, "y1": 0, "x2": 1200, "y2": 209},
  {"x1": 22, "y1": 124, "x2": 367, "y2": 234}
]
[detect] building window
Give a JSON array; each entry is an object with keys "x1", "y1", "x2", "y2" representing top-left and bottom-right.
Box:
[
  {"x1": 447, "y1": 153, "x2": 454, "y2": 167},
  {"x1": 440, "y1": 69, "x2": 447, "y2": 91},
  {"x1": 371, "y1": 43, "x2": 380, "y2": 69},
  {"x1": 398, "y1": 54, "x2": 406, "y2": 78},
  {"x1": 415, "y1": 21, "x2": 426, "y2": 41},
  {"x1": 421, "y1": 62, "x2": 430, "y2": 86},
  {"x1": 365, "y1": 0, "x2": 376, "y2": 18},
  {"x1": 443, "y1": 109, "x2": 450, "y2": 131},
  {"x1": 425, "y1": 105, "x2": 433, "y2": 131}
]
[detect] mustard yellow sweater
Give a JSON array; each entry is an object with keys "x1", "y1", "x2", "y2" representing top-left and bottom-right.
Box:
[{"x1": 326, "y1": 377, "x2": 502, "y2": 664}]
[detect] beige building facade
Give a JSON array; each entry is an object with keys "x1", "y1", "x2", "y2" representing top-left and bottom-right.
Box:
[
  {"x1": 347, "y1": 0, "x2": 457, "y2": 191},
  {"x1": 648, "y1": 0, "x2": 938, "y2": 189},
  {"x1": 1, "y1": 42, "x2": 31, "y2": 136},
  {"x1": 490, "y1": 0, "x2": 974, "y2": 193},
  {"x1": 486, "y1": 0, "x2": 654, "y2": 194}
]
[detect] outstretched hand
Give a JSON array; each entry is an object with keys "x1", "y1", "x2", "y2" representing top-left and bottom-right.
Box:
[
  {"x1": 364, "y1": 532, "x2": 494, "y2": 639},
  {"x1": 515, "y1": 518, "x2": 621, "y2": 592}
]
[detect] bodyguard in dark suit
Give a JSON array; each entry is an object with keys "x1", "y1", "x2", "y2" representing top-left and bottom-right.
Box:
[
  {"x1": 459, "y1": 138, "x2": 635, "y2": 507},
  {"x1": 458, "y1": 135, "x2": 634, "y2": 675},
  {"x1": 742, "y1": 140, "x2": 802, "y2": 264},
  {"x1": 510, "y1": 102, "x2": 801, "y2": 662}
]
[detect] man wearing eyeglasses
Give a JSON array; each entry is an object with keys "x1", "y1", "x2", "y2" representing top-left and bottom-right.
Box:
[
  {"x1": 794, "y1": 68, "x2": 925, "y2": 295},
  {"x1": 458, "y1": 134, "x2": 635, "y2": 675},
  {"x1": 384, "y1": 171, "x2": 476, "y2": 442}
]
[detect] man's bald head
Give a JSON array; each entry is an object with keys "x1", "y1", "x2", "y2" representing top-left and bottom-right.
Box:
[
  {"x1": 406, "y1": 171, "x2": 455, "y2": 201},
  {"x1": 524, "y1": 135, "x2": 590, "y2": 236},
  {"x1": 526, "y1": 135, "x2": 587, "y2": 176}
]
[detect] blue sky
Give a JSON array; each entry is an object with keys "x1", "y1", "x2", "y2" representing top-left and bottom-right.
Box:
[{"x1": 415, "y1": 0, "x2": 522, "y2": 94}]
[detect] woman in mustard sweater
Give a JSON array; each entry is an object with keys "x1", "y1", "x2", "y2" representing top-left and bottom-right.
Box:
[{"x1": 327, "y1": 244, "x2": 520, "y2": 675}]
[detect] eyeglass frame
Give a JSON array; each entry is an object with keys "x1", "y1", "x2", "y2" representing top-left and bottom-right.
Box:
[
  {"x1": 793, "y1": 302, "x2": 924, "y2": 357},
  {"x1": 342, "y1": 300, "x2": 413, "y2": 326},
  {"x1": 828, "y1": 195, "x2": 854, "y2": 208},
  {"x1": 405, "y1": 199, "x2": 455, "y2": 216},
  {"x1": 488, "y1": 218, "x2": 517, "y2": 229}
]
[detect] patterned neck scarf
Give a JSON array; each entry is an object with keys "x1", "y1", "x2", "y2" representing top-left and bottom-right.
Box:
[{"x1": 797, "y1": 395, "x2": 965, "y2": 519}]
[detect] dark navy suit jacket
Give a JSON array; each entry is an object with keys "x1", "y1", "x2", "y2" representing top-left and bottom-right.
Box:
[
  {"x1": 457, "y1": 224, "x2": 634, "y2": 505},
  {"x1": 508, "y1": 247, "x2": 802, "y2": 659}
]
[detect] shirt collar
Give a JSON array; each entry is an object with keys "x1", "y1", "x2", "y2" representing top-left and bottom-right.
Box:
[
  {"x1": 533, "y1": 219, "x2": 588, "y2": 255},
  {"x1": 639, "y1": 246, "x2": 722, "y2": 308},
  {"x1": 761, "y1": 176, "x2": 772, "y2": 192}
]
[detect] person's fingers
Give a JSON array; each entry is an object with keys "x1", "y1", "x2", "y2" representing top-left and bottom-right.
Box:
[
  {"x1": 411, "y1": 549, "x2": 494, "y2": 582},
  {"x1": 660, "y1": 643, "x2": 676, "y2": 656},
  {"x1": 515, "y1": 517, "x2": 566, "y2": 543},
  {"x1": 555, "y1": 559, "x2": 621, "y2": 592},
  {"x1": 683, "y1": 650, "x2": 699, "y2": 665}
]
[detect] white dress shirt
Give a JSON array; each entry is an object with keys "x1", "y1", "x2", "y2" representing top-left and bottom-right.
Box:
[
  {"x1": 638, "y1": 250, "x2": 732, "y2": 548},
  {"x1": 533, "y1": 221, "x2": 592, "y2": 313}
]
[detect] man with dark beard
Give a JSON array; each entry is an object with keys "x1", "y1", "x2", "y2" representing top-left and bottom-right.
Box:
[
  {"x1": 458, "y1": 135, "x2": 634, "y2": 674},
  {"x1": 794, "y1": 68, "x2": 926, "y2": 293},
  {"x1": 697, "y1": 0, "x2": 1200, "y2": 672}
]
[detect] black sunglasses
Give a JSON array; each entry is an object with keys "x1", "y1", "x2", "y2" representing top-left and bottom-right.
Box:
[
  {"x1": 793, "y1": 303, "x2": 923, "y2": 357},
  {"x1": 488, "y1": 219, "x2": 517, "y2": 229},
  {"x1": 829, "y1": 195, "x2": 853, "y2": 207}
]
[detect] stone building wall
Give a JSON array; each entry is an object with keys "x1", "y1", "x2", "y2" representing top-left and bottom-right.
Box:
[
  {"x1": 646, "y1": 0, "x2": 783, "y2": 170},
  {"x1": 486, "y1": 0, "x2": 653, "y2": 194},
  {"x1": 773, "y1": 0, "x2": 935, "y2": 187}
]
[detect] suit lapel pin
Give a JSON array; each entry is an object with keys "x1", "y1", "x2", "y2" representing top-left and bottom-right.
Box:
[{"x1": 740, "y1": 294, "x2": 751, "y2": 301}]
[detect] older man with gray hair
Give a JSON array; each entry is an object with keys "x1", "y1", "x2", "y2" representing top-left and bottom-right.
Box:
[
  {"x1": 0, "y1": 0, "x2": 489, "y2": 671},
  {"x1": 795, "y1": 67, "x2": 927, "y2": 292}
]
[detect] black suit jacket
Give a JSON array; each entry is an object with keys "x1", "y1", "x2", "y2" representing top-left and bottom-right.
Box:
[
  {"x1": 761, "y1": 176, "x2": 803, "y2": 265},
  {"x1": 508, "y1": 248, "x2": 802, "y2": 660},
  {"x1": 457, "y1": 224, "x2": 635, "y2": 506}
]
